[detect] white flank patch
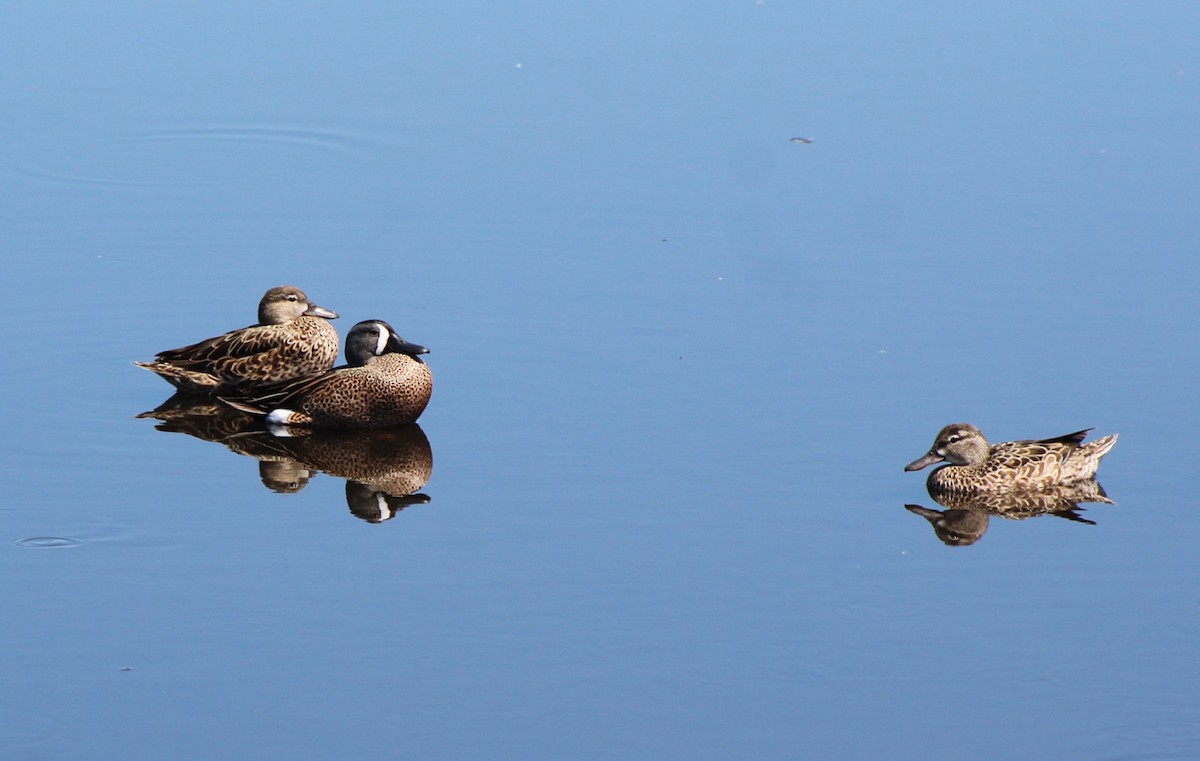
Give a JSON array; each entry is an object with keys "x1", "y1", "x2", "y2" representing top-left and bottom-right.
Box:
[
  {"x1": 266, "y1": 409, "x2": 295, "y2": 428},
  {"x1": 375, "y1": 323, "x2": 390, "y2": 355}
]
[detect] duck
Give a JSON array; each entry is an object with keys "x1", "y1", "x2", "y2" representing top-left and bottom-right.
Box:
[
  {"x1": 220, "y1": 319, "x2": 432, "y2": 428},
  {"x1": 904, "y1": 423, "x2": 1118, "y2": 493},
  {"x1": 134, "y1": 285, "x2": 339, "y2": 394}
]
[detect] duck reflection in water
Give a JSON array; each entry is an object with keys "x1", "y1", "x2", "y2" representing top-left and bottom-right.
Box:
[
  {"x1": 905, "y1": 479, "x2": 1112, "y2": 546},
  {"x1": 137, "y1": 395, "x2": 432, "y2": 523}
]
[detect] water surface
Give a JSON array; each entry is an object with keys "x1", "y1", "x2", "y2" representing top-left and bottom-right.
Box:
[{"x1": 2, "y1": 3, "x2": 1199, "y2": 759}]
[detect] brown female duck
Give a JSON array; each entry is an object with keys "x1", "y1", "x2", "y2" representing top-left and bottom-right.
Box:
[
  {"x1": 905, "y1": 423, "x2": 1118, "y2": 493},
  {"x1": 135, "y1": 285, "x2": 339, "y2": 394}
]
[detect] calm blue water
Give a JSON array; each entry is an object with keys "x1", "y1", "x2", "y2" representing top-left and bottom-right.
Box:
[{"x1": 2, "y1": 3, "x2": 1199, "y2": 759}]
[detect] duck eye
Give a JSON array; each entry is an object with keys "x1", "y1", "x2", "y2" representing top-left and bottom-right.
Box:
[{"x1": 947, "y1": 435, "x2": 961, "y2": 443}]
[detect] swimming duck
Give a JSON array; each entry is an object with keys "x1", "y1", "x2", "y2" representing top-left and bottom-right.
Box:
[
  {"x1": 135, "y1": 285, "x2": 339, "y2": 394},
  {"x1": 220, "y1": 319, "x2": 432, "y2": 428},
  {"x1": 904, "y1": 424, "x2": 1118, "y2": 493}
]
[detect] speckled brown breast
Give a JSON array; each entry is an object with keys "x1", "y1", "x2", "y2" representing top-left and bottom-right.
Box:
[{"x1": 295, "y1": 353, "x2": 433, "y2": 428}]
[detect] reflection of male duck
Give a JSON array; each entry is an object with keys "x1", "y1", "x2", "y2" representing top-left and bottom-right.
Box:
[
  {"x1": 259, "y1": 425, "x2": 433, "y2": 498},
  {"x1": 905, "y1": 479, "x2": 1113, "y2": 546},
  {"x1": 134, "y1": 286, "x2": 339, "y2": 395},
  {"x1": 137, "y1": 398, "x2": 433, "y2": 520},
  {"x1": 346, "y1": 483, "x2": 431, "y2": 523}
]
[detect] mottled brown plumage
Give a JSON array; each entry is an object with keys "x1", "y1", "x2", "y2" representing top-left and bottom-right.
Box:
[
  {"x1": 134, "y1": 285, "x2": 339, "y2": 394},
  {"x1": 905, "y1": 479, "x2": 1113, "y2": 546},
  {"x1": 220, "y1": 319, "x2": 432, "y2": 428},
  {"x1": 904, "y1": 423, "x2": 1118, "y2": 493},
  {"x1": 926, "y1": 478, "x2": 1113, "y2": 514},
  {"x1": 260, "y1": 425, "x2": 433, "y2": 498}
]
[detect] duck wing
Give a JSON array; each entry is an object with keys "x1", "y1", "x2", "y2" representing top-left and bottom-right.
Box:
[
  {"x1": 986, "y1": 438, "x2": 1076, "y2": 473},
  {"x1": 156, "y1": 324, "x2": 277, "y2": 366},
  {"x1": 218, "y1": 367, "x2": 345, "y2": 415},
  {"x1": 1033, "y1": 428, "x2": 1092, "y2": 446}
]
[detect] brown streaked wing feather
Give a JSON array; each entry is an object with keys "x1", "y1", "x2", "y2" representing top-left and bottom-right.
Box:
[
  {"x1": 987, "y1": 441, "x2": 1048, "y2": 470},
  {"x1": 156, "y1": 324, "x2": 280, "y2": 365},
  {"x1": 222, "y1": 368, "x2": 344, "y2": 412}
]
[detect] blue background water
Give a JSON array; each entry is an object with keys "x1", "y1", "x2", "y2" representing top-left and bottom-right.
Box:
[{"x1": 2, "y1": 3, "x2": 1198, "y2": 759}]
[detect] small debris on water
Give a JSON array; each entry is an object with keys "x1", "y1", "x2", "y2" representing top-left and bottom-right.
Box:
[{"x1": 789, "y1": 136, "x2": 814, "y2": 144}]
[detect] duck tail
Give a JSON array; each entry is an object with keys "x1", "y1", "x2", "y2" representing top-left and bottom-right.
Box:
[{"x1": 1086, "y1": 433, "x2": 1118, "y2": 460}]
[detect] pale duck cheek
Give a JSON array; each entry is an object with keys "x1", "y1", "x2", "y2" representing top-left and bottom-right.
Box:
[{"x1": 375, "y1": 324, "x2": 390, "y2": 356}]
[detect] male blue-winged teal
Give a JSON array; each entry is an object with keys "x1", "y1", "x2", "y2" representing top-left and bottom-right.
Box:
[
  {"x1": 220, "y1": 319, "x2": 433, "y2": 429},
  {"x1": 904, "y1": 424, "x2": 1118, "y2": 493},
  {"x1": 134, "y1": 286, "x2": 339, "y2": 394}
]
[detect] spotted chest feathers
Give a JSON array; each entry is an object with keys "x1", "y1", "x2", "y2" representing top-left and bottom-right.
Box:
[{"x1": 292, "y1": 354, "x2": 433, "y2": 428}]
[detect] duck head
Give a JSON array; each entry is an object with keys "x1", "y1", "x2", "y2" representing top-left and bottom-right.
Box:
[
  {"x1": 905, "y1": 423, "x2": 990, "y2": 471},
  {"x1": 345, "y1": 320, "x2": 429, "y2": 365},
  {"x1": 258, "y1": 285, "x2": 338, "y2": 324}
]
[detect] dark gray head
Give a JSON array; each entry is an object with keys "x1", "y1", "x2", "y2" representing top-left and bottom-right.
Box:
[
  {"x1": 344, "y1": 319, "x2": 430, "y2": 366},
  {"x1": 904, "y1": 423, "x2": 990, "y2": 471},
  {"x1": 258, "y1": 285, "x2": 338, "y2": 325}
]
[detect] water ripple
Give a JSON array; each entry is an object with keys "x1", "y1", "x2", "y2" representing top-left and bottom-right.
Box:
[
  {"x1": 12, "y1": 536, "x2": 82, "y2": 549},
  {"x1": 117, "y1": 125, "x2": 371, "y2": 155},
  {"x1": 11, "y1": 124, "x2": 372, "y2": 188}
]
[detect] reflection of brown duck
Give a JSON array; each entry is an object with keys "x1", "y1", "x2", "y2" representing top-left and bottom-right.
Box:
[
  {"x1": 905, "y1": 479, "x2": 1112, "y2": 546},
  {"x1": 245, "y1": 459, "x2": 313, "y2": 494},
  {"x1": 927, "y1": 479, "x2": 1112, "y2": 516},
  {"x1": 137, "y1": 397, "x2": 433, "y2": 517},
  {"x1": 138, "y1": 396, "x2": 316, "y2": 493},
  {"x1": 134, "y1": 286, "x2": 339, "y2": 395},
  {"x1": 137, "y1": 393, "x2": 262, "y2": 438},
  {"x1": 905, "y1": 506, "x2": 992, "y2": 546}
]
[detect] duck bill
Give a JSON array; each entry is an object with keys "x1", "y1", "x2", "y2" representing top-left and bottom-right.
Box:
[
  {"x1": 905, "y1": 504, "x2": 945, "y2": 521},
  {"x1": 304, "y1": 304, "x2": 339, "y2": 319},
  {"x1": 904, "y1": 451, "x2": 944, "y2": 472},
  {"x1": 388, "y1": 335, "x2": 429, "y2": 357}
]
